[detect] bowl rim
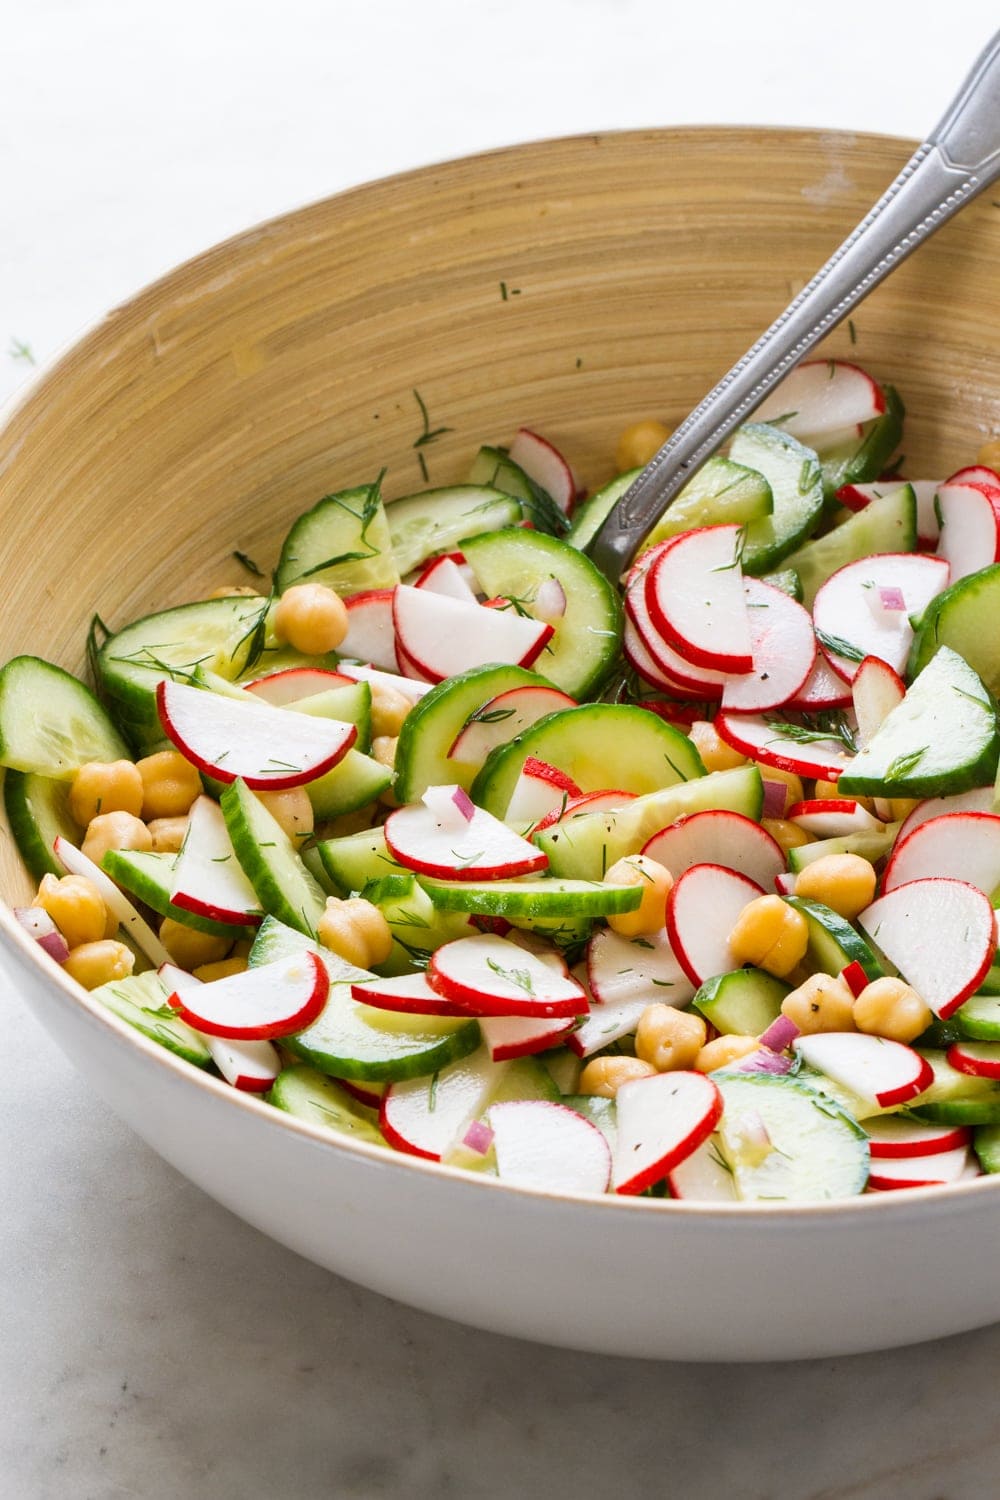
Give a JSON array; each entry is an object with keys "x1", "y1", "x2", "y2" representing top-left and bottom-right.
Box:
[{"x1": 1, "y1": 122, "x2": 991, "y2": 1222}]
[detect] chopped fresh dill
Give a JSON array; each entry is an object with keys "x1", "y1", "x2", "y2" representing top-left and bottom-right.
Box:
[{"x1": 232, "y1": 550, "x2": 264, "y2": 577}]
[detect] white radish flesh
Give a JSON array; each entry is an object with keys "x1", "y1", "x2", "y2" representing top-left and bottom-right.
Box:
[
  {"x1": 428, "y1": 934, "x2": 588, "y2": 1017},
  {"x1": 720, "y1": 579, "x2": 815, "y2": 713},
  {"x1": 392, "y1": 585, "x2": 553, "y2": 682},
  {"x1": 753, "y1": 359, "x2": 885, "y2": 438},
  {"x1": 882, "y1": 812, "x2": 1000, "y2": 897},
  {"x1": 489, "y1": 1100, "x2": 612, "y2": 1194},
  {"x1": 339, "y1": 589, "x2": 400, "y2": 671},
  {"x1": 666, "y1": 863, "x2": 766, "y2": 987},
  {"x1": 448, "y1": 685, "x2": 577, "y2": 764},
  {"x1": 644, "y1": 526, "x2": 753, "y2": 672},
  {"x1": 169, "y1": 795, "x2": 264, "y2": 926},
  {"x1": 384, "y1": 798, "x2": 547, "y2": 881},
  {"x1": 812, "y1": 554, "x2": 949, "y2": 683},
  {"x1": 860, "y1": 878, "x2": 997, "y2": 1018},
  {"x1": 166, "y1": 950, "x2": 329, "y2": 1040},
  {"x1": 792, "y1": 1031, "x2": 933, "y2": 1108},
  {"x1": 642, "y1": 809, "x2": 786, "y2": 892},
  {"x1": 612, "y1": 1071, "x2": 723, "y2": 1194}
]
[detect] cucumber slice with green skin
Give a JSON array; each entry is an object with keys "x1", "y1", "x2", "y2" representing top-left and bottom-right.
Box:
[
  {"x1": 728, "y1": 424, "x2": 825, "y2": 574},
  {"x1": 955, "y1": 994, "x2": 1000, "y2": 1040},
  {"x1": 535, "y1": 765, "x2": 763, "y2": 881},
  {"x1": 905, "y1": 1048, "x2": 1000, "y2": 1124},
  {"x1": 692, "y1": 968, "x2": 789, "y2": 1036},
  {"x1": 417, "y1": 875, "x2": 643, "y2": 919},
  {"x1": 760, "y1": 568, "x2": 803, "y2": 602},
  {"x1": 839, "y1": 646, "x2": 999, "y2": 799},
  {"x1": 468, "y1": 446, "x2": 570, "y2": 536},
  {"x1": 97, "y1": 595, "x2": 272, "y2": 749},
  {"x1": 913, "y1": 1097, "x2": 1000, "y2": 1125},
  {"x1": 638, "y1": 456, "x2": 774, "y2": 550},
  {"x1": 461, "y1": 530, "x2": 623, "y2": 699},
  {"x1": 780, "y1": 484, "x2": 916, "y2": 609},
  {"x1": 316, "y1": 825, "x2": 405, "y2": 894},
  {"x1": 93, "y1": 970, "x2": 212, "y2": 1067},
  {"x1": 102, "y1": 847, "x2": 256, "y2": 938},
  {"x1": 267, "y1": 1063, "x2": 386, "y2": 1146},
  {"x1": 973, "y1": 1123, "x2": 1000, "y2": 1171},
  {"x1": 786, "y1": 826, "x2": 897, "y2": 873},
  {"x1": 818, "y1": 385, "x2": 905, "y2": 500},
  {"x1": 703, "y1": 1072, "x2": 869, "y2": 1202},
  {"x1": 221, "y1": 778, "x2": 327, "y2": 936},
  {"x1": 784, "y1": 895, "x2": 883, "y2": 980},
  {"x1": 561, "y1": 1093, "x2": 618, "y2": 1152},
  {"x1": 284, "y1": 681, "x2": 372, "y2": 750},
  {"x1": 306, "y1": 749, "x2": 392, "y2": 820},
  {"x1": 251, "y1": 919, "x2": 481, "y2": 1081},
  {"x1": 275, "y1": 482, "x2": 399, "y2": 596},
  {"x1": 567, "y1": 470, "x2": 639, "y2": 553},
  {"x1": 3, "y1": 770, "x2": 78, "y2": 880},
  {"x1": 0, "y1": 656, "x2": 131, "y2": 779},
  {"x1": 472, "y1": 704, "x2": 705, "y2": 820},
  {"x1": 386, "y1": 486, "x2": 523, "y2": 575},
  {"x1": 909, "y1": 564, "x2": 1000, "y2": 697},
  {"x1": 393, "y1": 663, "x2": 555, "y2": 804},
  {"x1": 359, "y1": 874, "x2": 471, "y2": 976}
]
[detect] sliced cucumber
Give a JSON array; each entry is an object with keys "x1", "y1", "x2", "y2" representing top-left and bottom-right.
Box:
[
  {"x1": 956, "y1": 994, "x2": 1000, "y2": 1040},
  {"x1": 708, "y1": 1071, "x2": 869, "y2": 1202},
  {"x1": 251, "y1": 918, "x2": 480, "y2": 1081},
  {"x1": 286, "y1": 681, "x2": 372, "y2": 750},
  {"x1": 786, "y1": 826, "x2": 897, "y2": 873},
  {"x1": 692, "y1": 968, "x2": 789, "y2": 1036},
  {"x1": 276, "y1": 482, "x2": 399, "y2": 595},
  {"x1": 418, "y1": 875, "x2": 642, "y2": 918},
  {"x1": 393, "y1": 663, "x2": 553, "y2": 804},
  {"x1": 784, "y1": 895, "x2": 883, "y2": 980},
  {"x1": 461, "y1": 530, "x2": 623, "y2": 699},
  {"x1": 907, "y1": 1048, "x2": 1000, "y2": 1124},
  {"x1": 359, "y1": 873, "x2": 471, "y2": 975},
  {"x1": 561, "y1": 1093, "x2": 618, "y2": 1151},
  {"x1": 472, "y1": 704, "x2": 705, "y2": 819},
  {"x1": 101, "y1": 847, "x2": 252, "y2": 938},
  {"x1": 93, "y1": 970, "x2": 212, "y2": 1067},
  {"x1": 468, "y1": 446, "x2": 570, "y2": 536},
  {"x1": 909, "y1": 564, "x2": 1000, "y2": 697},
  {"x1": 0, "y1": 657, "x2": 130, "y2": 779},
  {"x1": 728, "y1": 424, "x2": 825, "y2": 573},
  {"x1": 760, "y1": 568, "x2": 803, "y2": 602},
  {"x1": 3, "y1": 770, "x2": 78, "y2": 879},
  {"x1": 781, "y1": 483, "x2": 916, "y2": 608},
  {"x1": 315, "y1": 825, "x2": 405, "y2": 894},
  {"x1": 385, "y1": 485, "x2": 522, "y2": 574},
  {"x1": 567, "y1": 470, "x2": 639, "y2": 553},
  {"x1": 639, "y1": 455, "x2": 774, "y2": 549},
  {"x1": 973, "y1": 1124, "x2": 1000, "y2": 1172},
  {"x1": 839, "y1": 646, "x2": 999, "y2": 799},
  {"x1": 535, "y1": 764, "x2": 763, "y2": 881},
  {"x1": 306, "y1": 749, "x2": 392, "y2": 820},
  {"x1": 818, "y1": 385, "x2": 905, "y2": 499},
  {"x1": 446, "y1": 1053, "x2": 562, "y2": 1173},
  {"x1": 221, "y1": 778, "x2": 327, "y2": 936},
  {"x1": 268, "y1": 1064, "x2": 386, "y2": 1146}
]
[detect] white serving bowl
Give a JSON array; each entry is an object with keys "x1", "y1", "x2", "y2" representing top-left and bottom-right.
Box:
[{"x1": 4, "y1": 128, "x2": 1000, "y2": 1361}]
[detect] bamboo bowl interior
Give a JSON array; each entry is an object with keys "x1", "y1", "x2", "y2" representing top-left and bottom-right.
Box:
[{"x1": 3, "y1": 125, "x2": 1000, "y2": 913}]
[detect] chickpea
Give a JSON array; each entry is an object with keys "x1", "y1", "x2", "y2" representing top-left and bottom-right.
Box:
[
  {"x1": 578, "y1": 1055, "x2": 657, "y2": 1098},
  {"x1": 853, "y1": 976, "x2": 932, "y2": 1044},
  {"x1": 793, "y1": 853, "x2": 877, "y2": 922},
  {"x1": 761, "y1": 817, "x2": 814, "y2": 854},
  {"x1": 254, "y1": 787, "x2": 314, "y2": 843},
  {"x1": 615, "y1": 419, "x2": 671, "y2": 473},
  {"x1": 781, "y1": 972, "x2": 856, "y2": 1034},
  {"x1": 728, "y1": 895, "x2": 809, "y2": 978},
  {"x1": 81, "y1": 810, "x2": 153, "y2": 866},
  {"x1": 207, "y1": 585, "x2": 261, "y2": 599},
  {"x1": 317, "y1": 897, "x2": 393, "y2": 969},
  {"x1": 758, "y1": 766, "x2": 804, "y2": 817},
  {"x1": 635, "y1": 1003, "x2": 707, "y2": 1072},
  {"x1": 688, "y1": 720, "x2": 748, "y2": 773},
  {"x1": 320, "y1": 806, "x2": 377, "y2": 839},
  {"x1": 136, "y1": 750, "x2": 202, "y2": 820},
  {"x1": 63, "y1": 939, "x2": 135, "y2": 990},
  {"x1": 159, "y1": 918, "x2": 231, "y2": 970},
  {"x1": 272, "y1": 583, "x2": 349, "y2": 655},
  {"x1": 193, "y1": 956, "x2": 250, "y2": 982},
  {"x1": 604, "y1": 854, "x2": 673, "y2": 938},
  {"x1": 371, "y1": 735, "x2": 398, "y2": 770},
  {"x1": 36, "y1": 873, "x2": 111, "y2": 949},
  {"x1": 147, "y1": 816, "x2": 190, "y2": 854},
  {"x1": 695, "y1": 1034, "x2": 760, "y2": 1072},
  {"x1": 976, "y1": 438, "x2": 1000, "y2": 472},
  {"x1": 370, "y1": 683, "x2": 412, "y2": 739},
  {"x1": 69, "y1": 760, "x2": 144, "y2": 826},
  {"x1": 882, "y1": 797, "x2": 920, "y2": 823}
]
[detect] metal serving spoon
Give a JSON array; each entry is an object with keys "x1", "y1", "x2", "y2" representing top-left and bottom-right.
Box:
[{"x1": 588, "y1": 27, "x2": 1000, "y2": 583}]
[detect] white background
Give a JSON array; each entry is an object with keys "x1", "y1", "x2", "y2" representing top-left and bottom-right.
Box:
[{"x1": 5, "y1": 4, "x2": 1000, "y2": 1498}]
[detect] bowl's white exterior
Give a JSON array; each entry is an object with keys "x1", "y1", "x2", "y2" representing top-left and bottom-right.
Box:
[{"x1": 4, "y1": 914, "x2": 997, "y2": 1362}]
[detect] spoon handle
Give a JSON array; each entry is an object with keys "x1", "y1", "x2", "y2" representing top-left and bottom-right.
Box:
[{"x1": 589, "y1": 28, "x2": 1000, "y2": 583}]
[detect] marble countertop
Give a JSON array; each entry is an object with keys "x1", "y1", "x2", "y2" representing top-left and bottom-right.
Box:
[{"x1": 5, "y1": 4, "x2": 1000, "y2": 1495}]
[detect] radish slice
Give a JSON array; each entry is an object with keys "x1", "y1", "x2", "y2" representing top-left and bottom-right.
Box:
[
  {"x1": 836, "y1": 480, "x2": 943, "y2": 546},
  {"x1": 447, "y1": 684, "x2": 577, "y2": 764},
  {"x1": 812, "y1": 554, "x2": 950, "y2": 683},
  {"x1": 335, "y1": 660, "x2": 432, "y2": 703},
  {"x1": 159, "y1": 963, "x2": 280, "y2": 1091},
  {"x1": 421, "y1": 783, "x2": 476, "y2": 829},
  {"x1": 586, "y1": 925, "x2": 695, "y2": 1011},
  {"x1": 864, "y1": 1116, "x2": 972, "y2": 1158},
  {"x1": 857, "y1": 878, "x2": 996, "y2": 1019},
  {"x1": 644, "y1": 526, "x2": 753, "y2": 672},
  {"x1": 385, "y1": 798, "x2": 547, "y2": 881},
  {"x1": 851, "y1": 654, "x2": 905, "y2": 748},
  {"x1": 379, "y1": 1048, "x2": 499, "y2": 1161},
  {"x1": 897, "y1": 786, "x2": 998, "y2": 842},
  {"x1": 14, "y1": 906, "x2": 70, "y2": 964},
  {"x1": 642, "y1": 810, "x2": 785, "y2": 891},
  {"x1": 612, "y1": 1071, "x2": 724, "y2": 1194},
  {"x1": 666, "y1": 1136, "x2": 739, "y2": 1201},
  {"x1": 786, "y1": 798, "x2": 883, "y2": 838},
  {"x1": 504, "y1": 757, "x2": 582, "y2": 828},
  {"x1": 55, "y1": 836, "x2": 171, "y2": 966},
  {"x1": 720, "y1": 579, "x2": 816, "y2": 713},
  {"x1": 478, "y1": 1013, "x2": 575, "y2": 1061},
  {"x1": 508, "y1": 428, "x2": 578, "y2": 515},
  {"x1": 935, "y1": 475, "x2": 1000, "y2": 582},
  {"x1": 882, "y1": 812, "x2": 1000, "y2": 897},
  {"x1": 339, "y1": 589, "x2": 399, "y2": 671},
  {"x1": 792, "y1": 1031, "x2": 933, "y2": 1108},
  {"x1": 624, "y1": 580, "x2": 729, "y2": 696},
  {"x1": 622, "y1": 612, "x2": 709, "y2": 696},
  {"x1": 867, "y1": 1147, "x2": 972, "y2": 1190},
  {"x1": 428, "y1": 934, "x2": 588, "y2": 1018},
  {"x1": 166, "y1": 950, "x2": 329, "y2": 1040},
  {"x1": 946, "y1": 1040, "x2": 1000, "y2": 1079},
  {"x1": 714, "y1": 711, "x2": 856, "y2": 781},
  {"x1": 753, "y1": 359, "x2": 886, "y2": 438},
  {"x1": 488, "y1": 1099, "x2": 612, "y2": 1194},
  {"x1": 532, "y1": 788, "x2": 637, "y2": 833},
  {"x1": 349, "y1": 971, "x2": 466, "y2": 1017},
  {"x1": 169, "y1": 795, "x2": 264, "y2": 926},
  {"x1": 413, "y1": 554, "x2": 480, "y2": 604},
  {"x1": 157, "y1": 679, "x2": 357, "y2": 789},
  {"x1": 784, "y1": 650, "x2": 853, "y2": 711},
  {"x1": 666, "y1": 863, "x2": 766, "y2": 987},
  {"x1": 392, "y1": 585, "x2": 553, "y2": 683},
  {"x1": 244, "y1": 667, "x2": 354, "y2": 705}
]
